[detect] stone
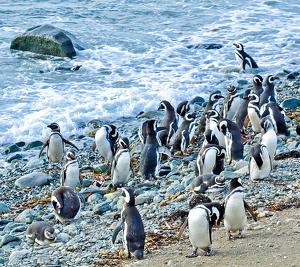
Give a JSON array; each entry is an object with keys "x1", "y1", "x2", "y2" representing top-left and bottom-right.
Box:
[
  {"x1": 23, "y1": 157, "x2": 44, "y2": 169},
  {"x1": 86, "y1": 119, "x2": 103, "y2": 129},
  {"x1": 190, "y1": 96, "x2": 205, "y2": 105},
  {"x1": 24, "y1": 140, "x2": 44, "y2": 150},
  {"x1": 0, "y1": 202, "x2": 10, "y2": 213},
  {"x1": 281, "y1": 98, "x2": 300, "y2": 109},
  {"x1": 103, "y1": 191, "x2": 121, "y2": 200},
  {"x1": 15, "y1": 172, "x2": 53, "y2": 188},
  {"x1": 6, "y1": 153, "x2": 22, "y2": 163},
  {"x1": 87, "y1": 193, "x2": 103, "y2": 203},
  {"x1": 135, "y1": 191, "x2": 157, "y2": 205},
  {"x1": 220, "y1": 66, "x2": 241, "y2": 73},
  {"x1": 182, "y1": 175, "x2": 194, "y2": 188},
  {"x1": 233, "y1": 166, "x2": 249, "y2": 175},
  {"x1": 0, "y1": 234, "x2": 20, "y2": 247},
  {"x1": 4, "y1": 144, "x2": 20, "y2": 154},
  {"x1": 57, "y1": 233, "x2": 71, "y2": 242},
  {"x1": 14, "y1": 209, "x2": 41, "y2": 224},
  {"x1": 9, "y1": 249, "x2": 30, "y2": 264},
  {"x1": 166, "y1": 184, "x2": 185, "y2": 197},
  {"x1": 92, "y1": 164, "x2": 109, "y2": 174},
  {"x1": 11, "y1": 24, "x2": 85, "y2": 58},
  {"x1": 86, "y1": 129, "x2": 98, "y2": 137},
  {"x1": 153, "y1": 195, "x2": 164, "y2": 203},
  {"x1": 93, "y1": 201, "x2": 111, "y2": 214}
]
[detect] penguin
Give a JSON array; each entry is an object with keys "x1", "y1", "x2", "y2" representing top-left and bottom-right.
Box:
[
  {"x1": 221, "y1": 85, "x2": 241, "y2": 121},
  {"x1": 92, "y1": 124, "x2": 119, "y2": 163},
  {"x1": 234, "y1": 43, "x2": 258, "y2": 70},
  {"x1": 235, "y1": 89, "x2": 251, "y2": 134},
  {"x1": 195, "y1": 144, "x2": 226, "y2": 176},
  {"x1": 252, "y1": 74, "x2": 264, "y2": 97},
  {"x1": 157, "y1": 100, "x2": 179, "y2": 147},
  {"x1": 249, "y1": 144, "x2": 272, "y2": 181},
  {"x1": 202, "y1": 129, "x2": 219, "y2": 147},
  {"x1": 111, "y1": 137, "x2": 135, "y2": 188},
  {"x1": 224, "y1": 178, "x2": 257, "y2": 240},
  {"x1": 39, "y1": 123, "x2": 79, "y2": 169},
  {"x1": 177, "y1": 100, "x2": 194, "y2": 118},
  {"x1": 112, "y1": 187, "x2": 145, "y2": 259},
  {"x1": 205, "y1": 110, "x2": 226, "y2": 147},
  {"x1": 297, "y1": 122, "x2": 300, "y2": 136},
  {"x1": 247, "y1": 93, "x2": 261, "y2": 133},
  {"x1": 260, "y1": 117, "x2": 277, "y2": 160},
  {"x1": 51, "y1": 186, "x2": 81, "y2": 224},
  {"x1": 186, "y1": 202, "x2": 224, "y2": 257},
  {"x1": 259, "y1": 75, "x2": 278, "y2": 107},
  {"x1": 25, "y1": 221, "x2": 56, "y2": 246},
  {"x1": 171, "y1": 112, "x2": 196, "y2": 154},
  {"x1": 60, "y1": 150, "x2": 83, "y2": 190},
  {"x1": 218, "y1": 119, "x2": 244, "y2": 163},
  {"x1": 188, "y1": 174, "x2": 226, "y2": 193}
]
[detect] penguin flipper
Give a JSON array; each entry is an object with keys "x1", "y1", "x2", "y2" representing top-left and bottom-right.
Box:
[
  {"x1": 208, "y1": 220, "x2": 213, "y2": 245},
  {"x1": 39, "y1": 139, "x2": 49, "y2": 157},
  {"x1": 79, "y1": 172, "x2": 83, "y2": 185},
  {"x1": 60, "y1": 170, "x2": 65, "y2": 186},
  {"x1": 92, "y1": 141, "x2": 96, "y2": 151},
  {"x1": 112, "y1": 221, "x2": 124, "y2": 244},
  {"x1": 62, "y1": 138, "x2": 79, "y2": 151},
  {"x1": 177, "y1": 217, "x2": 188, "y2": 241},
  {"x1": 244, "y1": 200, "x2": 257, "y2": 222},
  {"x1": 130, "y1": 161, "x2": 135, "y2": 178},
  {"x1": 158, "y1": 146, "x2": 171, "y2": 157}
]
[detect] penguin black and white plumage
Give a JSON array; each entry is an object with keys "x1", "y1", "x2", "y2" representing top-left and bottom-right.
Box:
[
  {"x1": 195, "y1": 144, "x2": 226, "y2": 176},
  {"x1": 60, "y1": 150, "x2": 83, "y2": 190},
  {"x1": 224, "y1": 178, "x2": 257, "y2": 240},
  {"x1": 39, "y1": 123, "x2": 79, "y2": 169},
  {"x1": 218, "y1": 119, "x2": 244, "y2": 163},
  {"x1": 235, "y1": 89, "x2": 251, "y2": 134},
  {"x1": 234, "y1": 43, "x2": 258, "y2": 70},
  {"x1": 92, "y1": 124, "x2": 119, "y2": 163},
  {"x1": 259, "y1": 75, "x2": 278, "y2": 107},
  {"x1": 51, "y1": 186, "x2": 81, "y2": 224},
  {"x1": 188, "y1": 174, "x2": 226, "y2": 193},
  {"x1": 249, "y1": 144, "x2": 272, "y2": 181},
  {"x1": 111, "y1": 137, "x2": 135, "y2": 188},
  {"x1": 296, "y1": 122, "x2": 300, "y2": 136},
  {"x1": 205, "y1": 110, "x2": 225, "y2": 147},
  {"x1": 247, "y1": 93, "x2": 261, "y2": 133},
  {"x1": 112, "y1": 187, "x2": 145, "y2": 259},
  {"x1": 25, "y1": 221, "x2": 56, "y2": 246},
  {"x1": 157, "y1": 100, "x2": 179, "y2": 147},
  {"x1": 221, "y1": 85, "x2": 241, "y2": 121},
  {"x1": 252, "y1": 74, "x2": 264, "y2": 97},
  {"x1": 202, "y1": 129, "x2": 219, "y2": 148},
  {"x1": 171, "y1": 112, "x2": 196, "y2": 154},
  {"x1": 260, "y1": 117, "x2": 277, "y2": 160},
  {"x1": 176, "y1": 100, "x2": 194, "y2": 118},
  {"x1": 186, "y1": 202, "x2": 224, "y2": 257}
]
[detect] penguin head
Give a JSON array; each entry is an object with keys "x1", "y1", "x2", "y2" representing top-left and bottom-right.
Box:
[
  {"x1": 66, "y1": 150, "x2": 76, "y2": 160},
  {"x1": 158, "y1": 100, "x2": 174, "y2": 111},
  {"x1": 177, "y1": 100, "x2": 193, "y2": 117},
  {"x1": 260, "y1": 117, "x2": 274, "y2": 131},
  {"x1": 205, "y1": 109, "x2": 219, "y2": 119},
  {"x1": 70, "y1": 65, "x2": 82, "y2": 71},
  {"x1": 107, "y1": 124, "x2": 119, "y2": 141},
  {"x1": 51, "y1": 195, "x2": 63, "y2": 214},
  {"x1": 218, "y1": 119, "x2": 228, "y2": 135},
  {"x1": 243, "y1": 89, "x2": 251, "y2": 99},
  {"x1": 44, "y1": 227, "x2": 56, "y2": 241},
  {"x1": 266, "y1": 75, "x2": 279, "y2": 86},
  {"x1": 184, "y1": 112, "x2": 197, "y2": 121},
  {"x1": 119, "y1": 137, "x2": 130, "y2": 149},
  {"x1": 248, "y1": 93, "x2": 259, "y2": 103},
  {"x1": 209, "y1": 93, "x2": 224, "y2": 102},
  {"x1": 253, "y1": 74, "x2": 263, "y2": 85},
  {"x1": 133, "y1": 249, "x2": 144, "y2": 260},
  {"x1": 227, "y1": 85, "x2": 236, "y2": 93},
  {"x1": 229, "y1": 178, "x2": 243, "y2": 191},
  {"x1": 47, "y1": 123, "x2": 60, "y2": 132},
  {"x1": 215, "y1": 175, "x2": 225, "y2": 185},
  {"x1": 121, "y1": 187, "x2": 135, "y2": 206},
  {"x1": 233, "y1": 43, "x2": 244, "y2": 51},
  {"x1": 209, "y1": 203, "x2": 225, "y2": 226},
  {"x1": 217, "y1": 147, "x2": 226, "y2": 158}
]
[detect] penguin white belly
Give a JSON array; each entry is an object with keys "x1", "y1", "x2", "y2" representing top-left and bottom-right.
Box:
[
  {"x1": 224, "y1": 133, "x2": 232, "y2": 160},
  {"x1": 188, "y1": 208, "x2": 211, "y2": 251},
  {"x1": 202, "y1": 149, "x2": 216, "y2": 174},
  {"x1": 48, "y1": 135, "x2": 64, "y2": 163},
  {"x1": 210, "y1": 121, "x2": 225, "y2": 147},
  {"x1": 112, "y1": 152, "x2": 131, "y2": 185},
  {"x1": 248, "y1": 108, "x2": 261, "y2": 133},
  {"x1": 261, "y1": 131, "x2": 277, "y2": 160},
  {"x1": 65, "y1": 163, "x2": 80, "y2": 189},
  {"x1": 224, "y1": 195, "x2": 246, "y2": 233},
  {"x1": 95, "y1": 130, "x2": 113, "y2": 162},
  {"x1": 226, "y1": 98, "x2": 241, "y2": 121},
  {"x1": 249, "y1": 151, "x2": 271, "y2": 181},
  {"x1": 235, "y1": 52, "x2": 244, "y2": 68},
  {"x1": 35, "y1": 238, "x2": 55, "y2": 246}
]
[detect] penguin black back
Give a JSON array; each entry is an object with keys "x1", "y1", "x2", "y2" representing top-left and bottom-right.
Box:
[
  {"x1": 234, "y1": 43, "x2": 258, "y2": 70},
  {"x1": 235, "y1": 89, "x2": 251, "y2": 133}
]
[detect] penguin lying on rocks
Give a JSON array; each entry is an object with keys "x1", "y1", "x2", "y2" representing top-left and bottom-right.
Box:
[
  {"x1": 26, "y1": 221, "x2": 56, "y2": 246},
  {"x1": 188, "y1": 174, "x2": 226, "y2": 193},
  {"x1": 234, "y1": 43, "x2": 258, "y2": 70}
]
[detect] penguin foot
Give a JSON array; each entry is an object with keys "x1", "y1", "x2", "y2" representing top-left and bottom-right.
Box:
[
  {"x1": 204, "y1": 247, "x2": 212, "y2": 256},
  {"x1": 228, "y1": 232, "x2": 233, "y2": 240},
  {"x1": 186, "y1": 250, "x2": 198, "y2": 258},
  {"x1": 48, "y1": 163, "x2": 53, "y2": 170},
  {"x1": 238, "y1": 231, "x2": 244, "y2": 239}
]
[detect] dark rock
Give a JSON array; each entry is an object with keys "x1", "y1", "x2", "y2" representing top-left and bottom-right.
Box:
[
  {"x1": 4, "y1": 144, "x2": 20, "y2": 154},
  {"x1": 6, "y1": 153, "x2": 22, "y2": 163},
  {"x1": 86, "y1": 119, "x2": 103, "y2": 129},
  {"x1": 187, "y1": 43, "x2": 223, "y2": 50},
  {"x1": 24, "y1": 140, "x2": 44, "y2": 150},
  {"x1": 14, "y1": 209, "x2": 41, "y2": 224},
  {"x1": 15, "y1": 142, "x2": 26, "y2": 147},
  {"x1": 0, "y1": 234, "x2": 20, "y2": 247},
  {"x1": 10, "y1": 24, "x2": 85, "y2": 58},
  {"x1": 281, "y1": 98, "x2": 300, "y2": 109},
  {"x1": 287, "y1": 72, "x2": 300, "y2": 79},
  {"x1": 93, "y1": 201, "x2": 111, "y2": 214},
  {"x1": 190, "y1": 96, "x2": 205, "y2": 105}
]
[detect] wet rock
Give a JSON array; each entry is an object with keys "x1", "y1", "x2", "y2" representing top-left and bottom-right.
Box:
[
  {"x1": 135, "y1": 191, "x2": 157, "y2": 205},
  {"x1": 136, "y1": 110, "x2": 164, "y2": 119},
  {"x1": 0, "y1": 202, "x2": 10, "y2": 213},
  {"x1": 4, "y1": 144, "x2": 20, "y2": 154},
  {"x1": 92, "y1": 164, "x2": 109, "y2": 174},
  {"x1": 93, "y1": 201, "x2": 111, "y2": 214},
  {"x1": 6, "y1": 153, "x2": 22, "y2": 163},
  {"x1": 24, "y1": 140, "x2": 44, "y2": 150},
  {"x1": 23, "y1": 157, "x2": 44, "y2": 169},
  {"x1": 15, "y1": 172, "x2": 53, "y2": 189},
  {"x1": 86, "y1": 129, "x2": 97, "y2": 137},
  {"x1": 14, "y1": 209, "x2": 41, "y2": 224},
  {"x1": 190, "y1": 96, "x2": 205, "y2": 105},
  {"x1": 9, "y1": 249, "x2": 31, "y2": 264},
  {"x1": 0, "y1": 234, "x2": 20, "y2": 247},
  {"x1": 87, "y1": 193, "x2": 103, "y2": 203},
  {"x1": 86, "y1": 119, "x2": 103, "y2": 129},
  {"x1": 57, "y1": 232, "x2": 71, "y2": 242},
  {"x1": 281, "y1": 98, "x2": 300, "y2": 109},
  {"x1": 220, "y1": 66, "x2": 241, "y2": 73}
]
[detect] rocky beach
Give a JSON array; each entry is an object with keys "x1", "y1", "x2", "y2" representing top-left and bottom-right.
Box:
[{"x1": 1, "y1": 73, "x2": 300, "y2": 266}]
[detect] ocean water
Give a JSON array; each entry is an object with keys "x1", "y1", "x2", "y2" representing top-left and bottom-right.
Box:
[{"x1": 1, "y1": 0, "x2": 300, "y2": 147}]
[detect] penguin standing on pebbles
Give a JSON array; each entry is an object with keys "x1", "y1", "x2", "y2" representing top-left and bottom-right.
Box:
[
  {"x1": 221, "y1": 85, "x2": 241, "y2": 121},
  {"x1": 260, "y1": 117, "x2": 277, "y2": 160},
  {"x1": 205, "y1": 110, "x2": 225, "y2": 147},
  {"x1": 235, "y1": 89, "x2": 251, "y2": 134},
  {"x1": 112, "y1": 187, "x2": 145, "y2": 260},
  {"x1": 259, "y1": 75, "x2": 278, "y2": 107},
  {"x1": 252, "y1": 74, "x2": 264, "y2": 97},
  {"x1": 202, "y1": 129, "x2": 219, "y2": 147},
  {"x1": 247, "y1": 94, "x2": 261, "y2": 134},
  {"x1": 25, "y1": 221, "x2": 56, "y2": 245},
  {"x1": 234, "y1": 43, "x2": 258, "y2": 70},
  {"x1": 39, "y1": 123, "x2": 79, "y2": 169}
]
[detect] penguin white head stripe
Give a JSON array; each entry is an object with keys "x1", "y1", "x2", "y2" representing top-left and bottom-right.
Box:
[
  {"x1": 210, "y1": 93, "x2": 224, "y2": 101},
  {"x1": 227, "y1": 85, "x2": 236, "y2": 93},
  {"x1": 234, "y1": 43, "x2": 243, "y2": 51},
  {"x1": 253, "y1": 75, "x2": 263, "y2": 84},
  {"x1": 47, "y1": 123, "x2": 60, "y2": 132},
  {"x1": 44, "y1": 228, "x2": 56, "y2": 239},
  {"x1": 248, "y1": 93, "x2": 259, "y2": 102},
  {"x1": 121, "y1": 187, "x2": 133, "y2": 204},
  {"x1": 268, "y1": 75, "x2": 275, "y2": 84},
  {"x1": 205, "y1": 109, "x2": 219, "y2": 118},
  {"x1": 218, "y1": 120, "x2": 228, "y2": 131}
]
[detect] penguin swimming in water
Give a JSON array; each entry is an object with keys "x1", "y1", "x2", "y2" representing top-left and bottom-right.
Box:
[
  {"x1": 186, "y1": 202, "x2": 224, "y2": 257},
  {"x1": 221, "y1": 85, "x2": 241, "y2": 121},
  {"x1": 252, "y1": 74, "x2": 264, "y2": 97},
  {"x1": 259, "y1": 75, "x2": 278, "y2": 107},
  {"x1": 112, "y1": 187, "x2": 145, "y2": 259},
  {"x1": 234, "y1": 43, "x2": 258, "y2": 70},
  {"x1": 249, "y1": 144, "x2": 272, "y2": 181},
  {"x1": 260, "y1": 117, "x2": 277, "y2": 160},
  {"x1": 188, "y1": 174, "x2": 226, "y2": 194},
  {"x1": 51, "y1": 186, "x2": 81, "y2": 224},
  {"x1": 247, "y1": 93, "x2": 261, "y2": 134},
  {"x1": 224, "y1": 178, "x2": 257, "y2": 240},
  {"x1": 92, "y1": 124, "x2": 119, "y2": 164},
  {"x1": 25, "y1": 221, "x2": 56, "y2": 246},
  {"x1": 111, "y1": 137, "x2": 135, "y2": 188},
  {"x1": 235, "y1": 89, "x2": 251, "y2": 134},
  {"x1": 39, "y1": 123, "x2": 79, "y2": 169}
]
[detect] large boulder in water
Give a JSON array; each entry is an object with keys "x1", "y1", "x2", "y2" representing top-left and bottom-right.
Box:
[{"x1": 10, "y1": 24, "x2": 85, "y2": 58}]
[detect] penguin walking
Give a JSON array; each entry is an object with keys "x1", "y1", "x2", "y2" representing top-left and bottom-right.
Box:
[
  {"x1": 224, "y1": 178, "x2": 257, "y2": 240},
  {"x1": 39, "y1": 123, "x2": 79, "y2": 169},
  {"x1": 51, "y1": 186, "x2": 81, "y2": 224},
  {"x1": 252, "y1": 74, "x2": 264, "y2": 97},
  {"x1": 259, "y1": 75, "x2": 278, "y2": 107},
  {"x1": 234, "y1": 43, "x2": 258, "y2": 70},
  {"x1": 25, "y1": 221, "x2": 56, "y2": 246},
  {"x1": 186, "y1": 202, "x2": 224, "y2": 257},
  {"x1": 188, "y1": 174, "x2": 226, "y2": 194},
  {"x1": 92, "y1": 124, "x2": 119, "y2": 164},
  {"x1": 260, "y1": 117, "x2": 277, "y2": 160},
  {"x1": 112, "y1": 187, "x2": 145, "y2": 259},
  {"x1": 249, "y1": 144, "x2": 272, "y2": 181},
  {"x1": 205, "y1": 110, "x2": 225, "y2": 147},
  {"x1": 111, "y1": 137, "x2": 135, "y2": 188},
  {"x1": 247, "y1": 94, "x2": 261, "y2": 134},
  {"x1": 221, "y1": 85, "x2": 241, "y2": 121},
  {"x1": 235, "y1": 89, "x2": 251, "y2": 134}
]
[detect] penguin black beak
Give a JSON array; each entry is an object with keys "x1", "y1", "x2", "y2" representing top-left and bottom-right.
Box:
[{"x1": 233, "y1": 43, "x2": 238, "y2": 47}]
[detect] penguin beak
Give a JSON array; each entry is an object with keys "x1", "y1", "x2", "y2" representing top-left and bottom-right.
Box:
[{"x1": 233, "y1": 43, "x2": 238, "y2": 47}]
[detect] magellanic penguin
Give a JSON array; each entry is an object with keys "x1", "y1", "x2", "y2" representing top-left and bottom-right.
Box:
[
  {"x1": 188, "y1": 174, "x2": 226, "y2": 194},
  {"x1": 111, "y1": 137, "x2": 135, "y2": 188},
  {"x1": 259, "y1": 75, "x2": 279, "y2": 107},
  {"x1": 186, "y1": 202, "x2": 224, "y2": 257},
  {"x1": 221, "y1": 85, "x2": 241, "y2": 121},
  {"x1": 112, "y1": 187, "x2": 145, "y2": 259},
  {"x1": 260, "y1": 117, "x2": 277, "y2": 160},
  {"x1": 60, "y1": 150, "x2": 83, "y2": 190},
  {"x1": 132, "y1": 120, "x2": 171, "y2": 179},
  {"x1": 247, "y1": 93, "x2": 261, "y2": 134},
  {"x1": 25, "y1": 221, "x2": 56, "y2": 246},
  {"x1": 92, "y1": 124, "x2": 119, "y2": 164},
  {"x1": 205, "y1": 110, "x2": 226, "y2": 147},
  {"x1": 202, "y1": 129, "x2": 219, "y2": 148},
  {"x1": 177, "y1": 100, "x2": 194, "y2": 118},
  {"x1": 51, "y1": 186, "x2": 81, "y2": 224},
  {"x1": 252, "y1": 74, "x2": 264, "y2": 97},
  {"x1": 234, "y1": 43, "x2": 258, "y2": 70},
  {"x1": 249, "y1": 144, "x2": 272, "y2": 181},
  {"x1": 224, "y1": 178, "x2": 257, "y2": 240},
  {"x1": 195, "y1": 144, "x2": 226, "y2": 176},
  {"x1": 218, "y1": 119, "x2": 244, "y2": 163},
  {"x1": 235, "y1": 89, "x2": 251, "y2": 134},
  {"x1": 171, "y1": 112, "x2": 196, "y2": 154},
  {"x1": 39, "y1": 123, "x2": 79, "y2": 169}
]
